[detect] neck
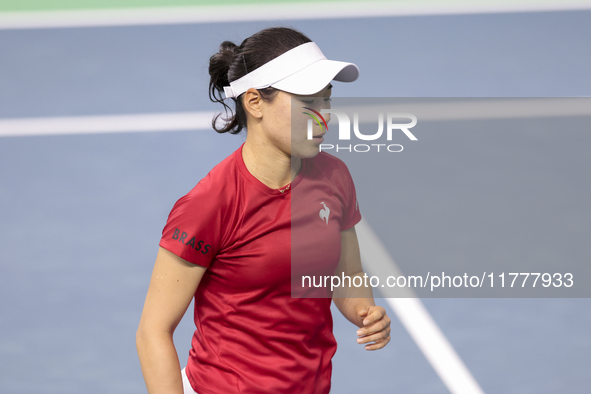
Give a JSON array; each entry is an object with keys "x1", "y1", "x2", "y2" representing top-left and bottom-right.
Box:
[{"x1": 242, "y1": 138, "x2": 301, "y2": 189}]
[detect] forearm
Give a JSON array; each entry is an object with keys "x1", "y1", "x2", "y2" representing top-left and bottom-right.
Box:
[
  {"x1": 333, "y1": 270, "x2": 376, "y2": 328},
  {"x1": 136, "y1": 328, "x2": 184, "y2": 394}
]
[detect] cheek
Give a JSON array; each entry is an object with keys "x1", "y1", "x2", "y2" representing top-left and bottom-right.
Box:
[
  {"x1": 284, "y1": 106, "x2": 293, "y2": 134},
  {"x1": 279, "y1": 105, "x2": 294, "y2": 142},
  {"x1": 290, "y1": 107, "x2": 310, "y2": 141}
]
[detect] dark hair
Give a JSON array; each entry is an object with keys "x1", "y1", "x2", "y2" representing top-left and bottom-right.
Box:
[{"x1": 208, "y1": 27, "x2": 312, "y2": 134}]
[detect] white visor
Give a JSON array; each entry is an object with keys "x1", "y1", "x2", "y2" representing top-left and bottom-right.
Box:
[{"x1": 223, "y1": 42, "x2": 359, "y2": 99}]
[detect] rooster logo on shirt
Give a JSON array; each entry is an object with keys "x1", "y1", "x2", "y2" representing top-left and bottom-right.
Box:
[{"x1": 319, "y1": 202, "x2": 330, "y2": 225}]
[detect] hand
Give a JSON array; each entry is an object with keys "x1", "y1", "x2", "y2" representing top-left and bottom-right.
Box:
[{"x1": 355, "y1": 305, "x2": 391, "y2": 351}]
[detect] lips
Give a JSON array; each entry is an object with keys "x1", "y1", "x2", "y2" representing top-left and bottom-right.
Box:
[{"x1": 312, "y1": 134, "x2": 325, "y2": 143}]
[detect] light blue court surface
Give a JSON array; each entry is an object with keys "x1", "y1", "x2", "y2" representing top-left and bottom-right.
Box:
[{"x1": 1, "y1": 9, "x2": 591, "y2": 394}]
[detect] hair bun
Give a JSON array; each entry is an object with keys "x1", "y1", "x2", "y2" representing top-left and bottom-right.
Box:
[{"x1": 209, "y1": 41, "x2": 239, "y2": 92}]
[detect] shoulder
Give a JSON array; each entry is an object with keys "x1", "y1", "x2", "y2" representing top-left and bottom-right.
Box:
[
  {"x1": 173, "y1": 148, "x2": 241, "y2": 213},
  {"x1": 162, "y1": 148, "x2": 243, "y2": 251},
  {"x1": 191, "y1": 147, "x2": 240, "y2": 196}
]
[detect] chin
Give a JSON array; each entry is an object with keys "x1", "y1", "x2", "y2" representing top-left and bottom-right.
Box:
[{"x1": 291, "y1": 145, "x2": 321, "y2": 159}]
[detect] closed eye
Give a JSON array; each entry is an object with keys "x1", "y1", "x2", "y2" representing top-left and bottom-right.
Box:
[{"x1": 301, "y1": 97, "x2": 331, "y2": 105}]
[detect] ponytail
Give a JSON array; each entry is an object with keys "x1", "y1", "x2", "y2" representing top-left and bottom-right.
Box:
[{"x1": 208, "y1": 41, "x2": 244, "y2": 134}]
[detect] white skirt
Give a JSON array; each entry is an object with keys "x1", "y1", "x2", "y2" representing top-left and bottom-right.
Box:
[{"x1": 181, "y1": 367, "x2": 199, "y2": 394}]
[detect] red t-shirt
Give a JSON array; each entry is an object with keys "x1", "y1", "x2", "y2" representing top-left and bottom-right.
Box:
[{"x1": 159, "y1": 143, "x2": 361, "y2": 394}]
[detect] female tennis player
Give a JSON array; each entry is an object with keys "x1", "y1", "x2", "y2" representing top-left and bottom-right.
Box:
[{"x1": 136, "y1": 27, "x2": 391, "y2": 394}]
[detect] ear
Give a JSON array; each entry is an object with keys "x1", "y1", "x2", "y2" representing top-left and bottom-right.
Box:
[{"x1": 242, "y1": 88, "x2": 263, "y2": 120}]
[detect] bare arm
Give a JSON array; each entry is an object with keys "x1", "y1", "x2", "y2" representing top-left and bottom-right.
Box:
[
  {"x1": 136, "y1": 247, "x2": 207, "y2": 394},
  {"x1": 332, "y1": 227, "x2": 391, "y2": 350},
  {"x1": 332, "y1": 227, "x2": 374, "y2": 326}
]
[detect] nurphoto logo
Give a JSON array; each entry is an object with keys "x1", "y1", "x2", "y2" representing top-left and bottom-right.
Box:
[{"x1": 305, "y1": 108, "x2": 418, "y2": 153}]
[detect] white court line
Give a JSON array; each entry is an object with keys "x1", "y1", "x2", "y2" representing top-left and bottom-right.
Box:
[
  {"x1": 0, "y1": 112, "x2": 215, "y2": 137},
  {"x1": 2, "y1": 98, "x2": 590, "y2": 137},
  {"x1": 356, "y1": 218, "x2": 485, "y2": 394},
  {"x1": 1, "y1": 0, "x2": 591, "y2": 30}
]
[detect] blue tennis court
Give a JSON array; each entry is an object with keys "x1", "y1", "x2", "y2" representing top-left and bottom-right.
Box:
[{"x1": 1, "y1": 3, "x2": 591, "y2": 393}]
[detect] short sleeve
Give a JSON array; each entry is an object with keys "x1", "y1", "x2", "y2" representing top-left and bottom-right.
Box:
[
  {"x1": 340, "y1": 162, "x2": 362, "y2": 231},
  {"x1": 158, "y1": 179, "x2": 224, "y2": 267}
]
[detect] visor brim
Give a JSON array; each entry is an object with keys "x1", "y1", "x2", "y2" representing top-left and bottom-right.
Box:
[{"x1": 271, "y1": 59, "x2": 359, "y2": 95}]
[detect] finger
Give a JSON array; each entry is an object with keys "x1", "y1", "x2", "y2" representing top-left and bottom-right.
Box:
[
  {"x1": 357, "y1": 315, "x2": 391, "y2": 337},
  {"x1": 357, "y1": 320, "x2": 386, "y2": 337},
  {"x1": 356, "y1": 305, "x2": 369, "y2": 318},
  {"x1": 357, "y1": 326, "x2": 391, "y2": 345},
  {"x1": 364, "y1": 335, "x2": 391, "y2": 351},
  {"x1": 362, "y1": 306, "x2": 384, "y2": 326}
]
